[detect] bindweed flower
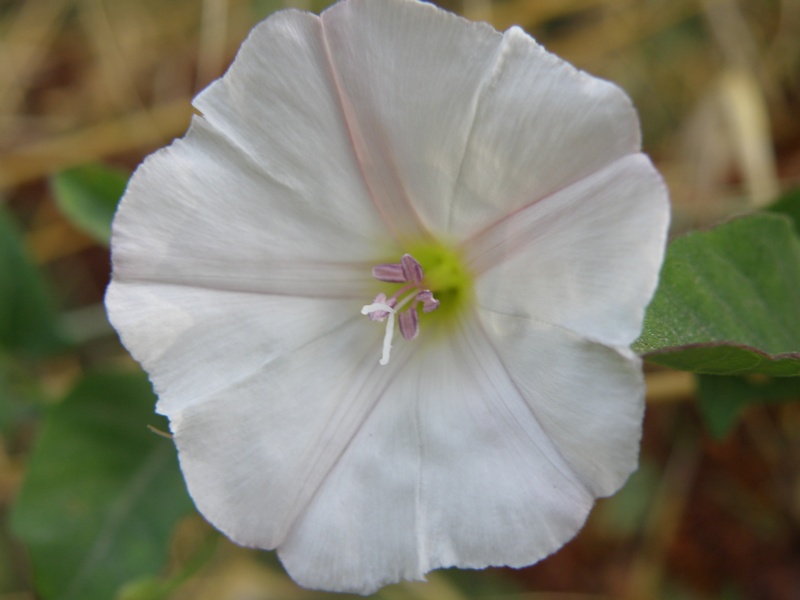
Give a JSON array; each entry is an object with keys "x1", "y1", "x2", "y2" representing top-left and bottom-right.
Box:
[{"x1": 106, "y1": 0, "x2": 669, "y2": 594}]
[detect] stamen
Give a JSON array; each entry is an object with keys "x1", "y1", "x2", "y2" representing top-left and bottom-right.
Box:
[
  {"x1": 400, "y1": 254, "x2": 423, "y2": 284},
  {"x1": 417, "y1": 290, "x2": 440, "y2": 313},
  {"x1": 364, "y1": 293, "x2": 396, "y2": 321},
  {"x1": 372, "y1": 263, "x2": 406, "y2": 282},
  {"x1": 398, "y1": 306, "x2": 419, "y2": 340},
  {"x1": 362, "y1": 253, "x2": 440, "y2": 365}
]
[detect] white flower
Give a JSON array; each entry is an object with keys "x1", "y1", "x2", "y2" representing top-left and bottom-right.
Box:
[{"x1": 106, "y1": 0, "x2": 669, "y2": 594}]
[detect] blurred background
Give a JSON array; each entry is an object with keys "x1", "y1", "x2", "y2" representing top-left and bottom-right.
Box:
[{"x1": 1, "y1": 0, "x2": 799, "y2": 598}]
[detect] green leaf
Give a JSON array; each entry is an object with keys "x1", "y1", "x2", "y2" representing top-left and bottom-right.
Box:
[
  {"x1": 11, "y1": 371, "x2": 193, "y2": 600},
  {"x1": 634, "y1": 214, "x2": 800, "y2": 375},
  {"x1": 50, "y1": 164, "x2": 129, "y2": 246},
  {"x1": 697, "y1": 375, "x2": 800, "y2": 438},
  {"x1": 0, "y1": 208, "x2": 67, "y2": 355},
  {"x1": 767, "y1": 187, "x2": 800, "y2": 236}
]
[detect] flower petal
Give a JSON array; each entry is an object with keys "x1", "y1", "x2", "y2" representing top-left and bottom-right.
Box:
[
  {"x1": 111, "y1": 116, "x2": 384, "y2": 298},
  {"x1": 105, "y1": 281, "x2": 363, "y2": 416},
  {"x1": 191, "y1": 8, "x2": 393, "y2": 243},
  {"x1": 447, "y1": 26, "x2": 643, "y2": 238},
  {"x1": 320, "y1": 0, "x2": 504, "y2": 235},
  {"x1": 278, "y1": 321, "x2": 595, "y2": 593},
  {"x1": 474, "y1": 309, "x2": 646, "y2": 496},
  {"x1": 164, "y1": 314, "x2": 394, "y2": 552},
  {"x1": 466, "y1": 153, "x2": 669, "y2": 347}
]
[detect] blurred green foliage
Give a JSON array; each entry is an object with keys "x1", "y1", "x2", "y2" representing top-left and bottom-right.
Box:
[
  {"x1": 10, "y1": 371, "x2": 193, "y2": 600},
  {"x1": 50, "y1": 164, "x2": 129, "y2": 246},
  {"x1": 697, "y1": 375, "x2": 800, "y2": 439},
  {"x1": 0, "y1": 208, "x2": 68, "y2": 356}
]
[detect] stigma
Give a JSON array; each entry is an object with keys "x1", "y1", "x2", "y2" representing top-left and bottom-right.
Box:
[{"x1": 361, "y1": 254, "x2": 440, "y2": 365}]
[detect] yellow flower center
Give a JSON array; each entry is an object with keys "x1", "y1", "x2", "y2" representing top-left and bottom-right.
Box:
[{"x1": 407, "y1": 240, "x2": 473, "y2": 327}]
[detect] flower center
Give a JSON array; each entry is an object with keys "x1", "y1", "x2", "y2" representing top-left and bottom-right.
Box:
[
  {"x1": 361, "y1": 244, "x2": 472, "y2": 365},
  {"x1": 361, "y1": 254, "x2": 440, "y2": 365}
]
